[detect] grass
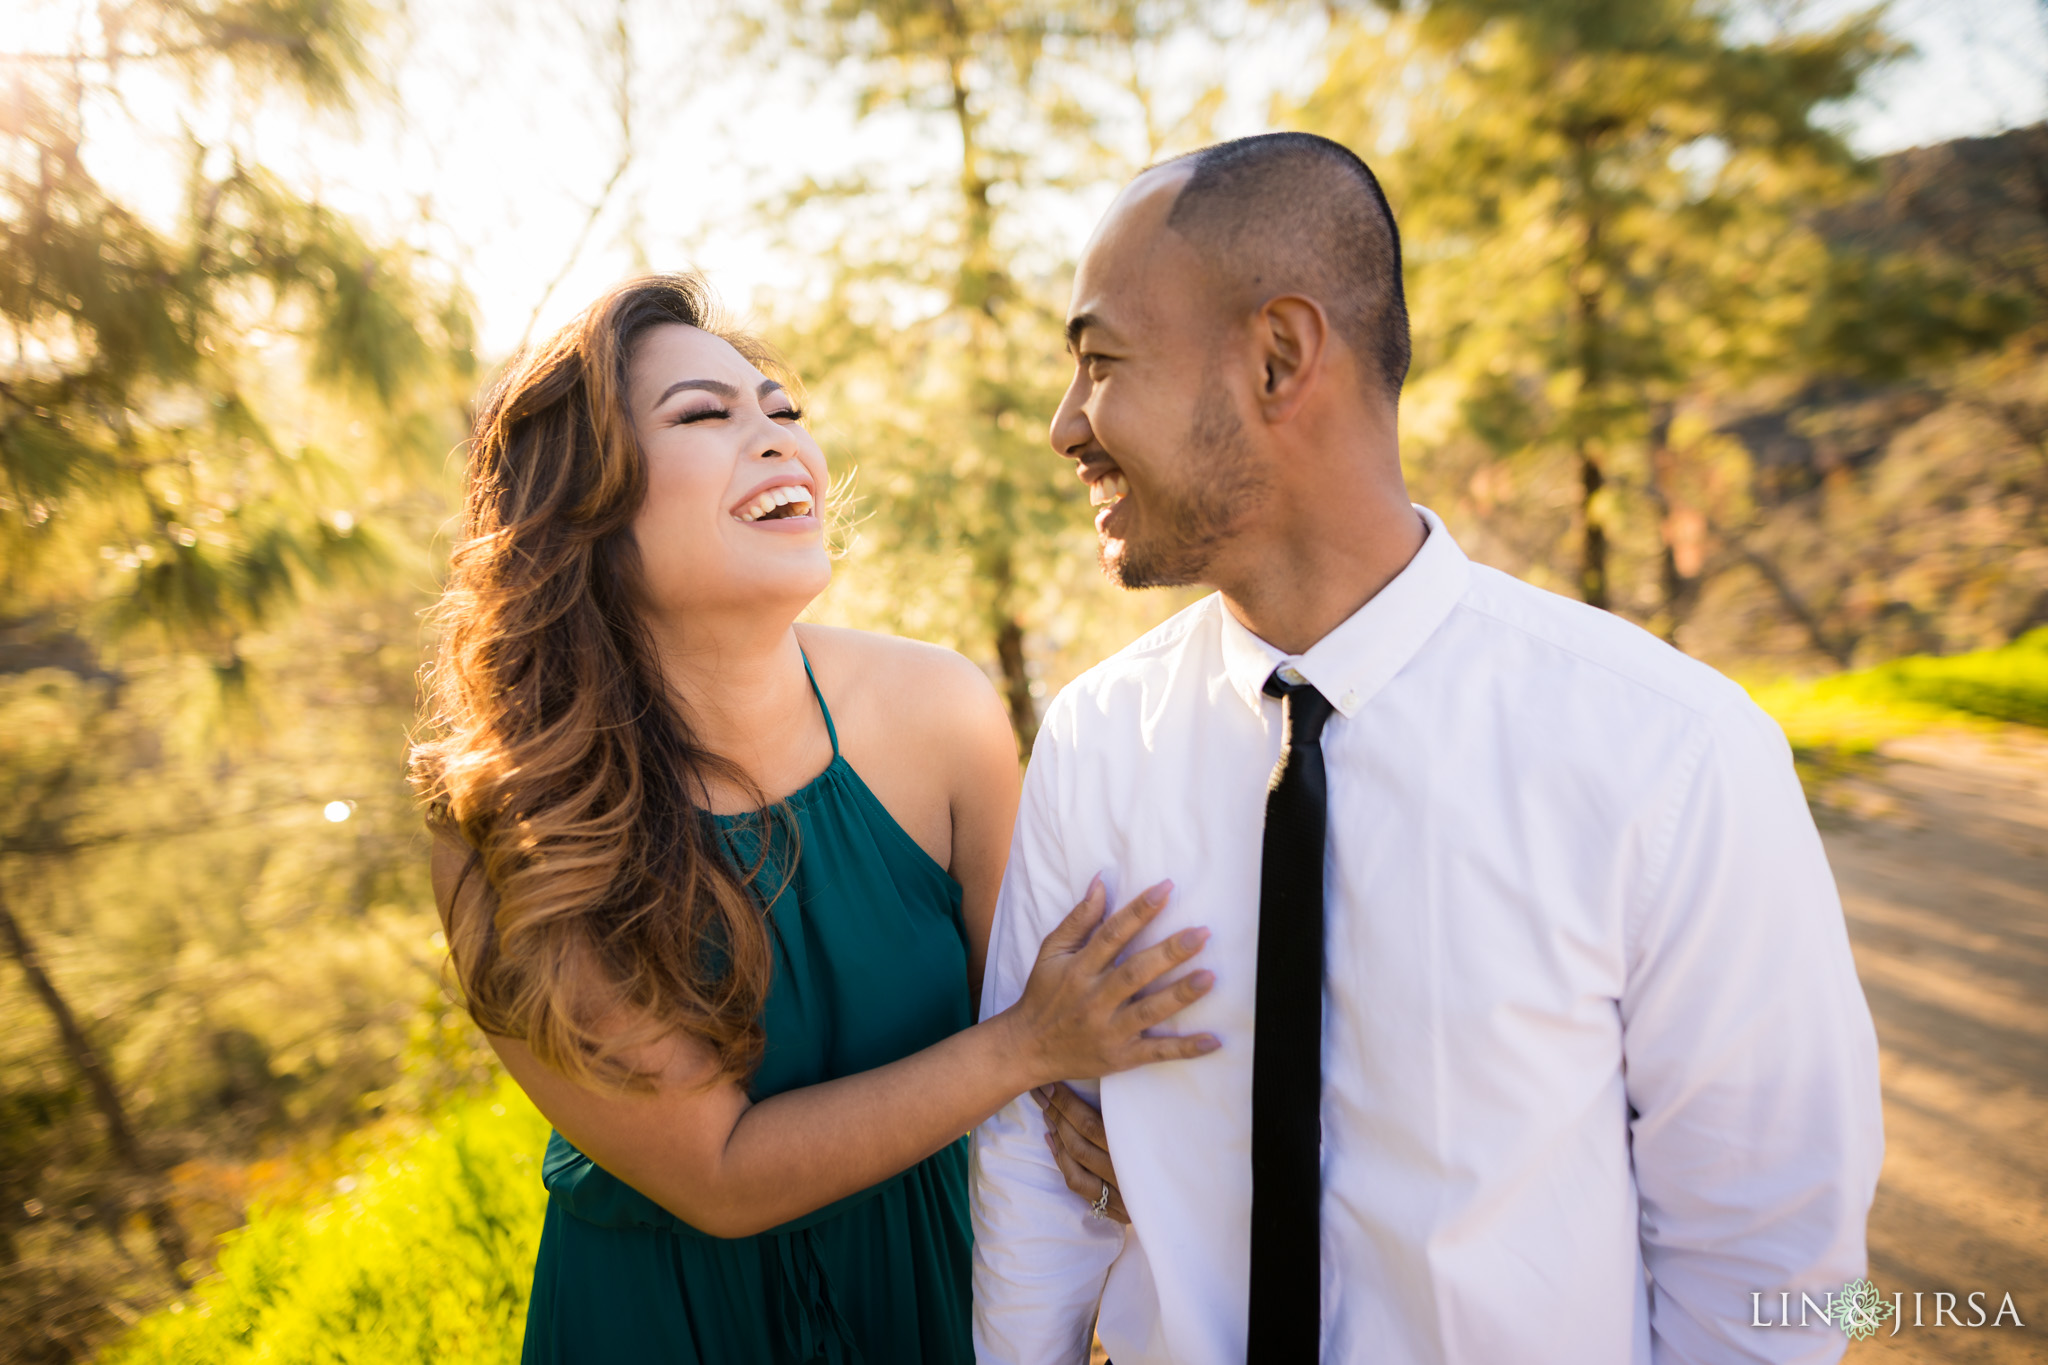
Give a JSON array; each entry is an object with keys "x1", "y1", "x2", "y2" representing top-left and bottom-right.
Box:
[
  {"x1": 100, "y1": 1077, "x2": 549, "y2": 1365},
  {"x1": 1746, "y1": 627, "x2": 2048, "y2": 757}
]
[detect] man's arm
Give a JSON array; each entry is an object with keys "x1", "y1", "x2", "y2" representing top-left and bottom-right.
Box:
[
  {"x1": 1624, "y1": 697, "x2": 1884, "y2": 1364},
  {"x1": 972, "y1": 733, "x2": 1126, "y2": 1364}
]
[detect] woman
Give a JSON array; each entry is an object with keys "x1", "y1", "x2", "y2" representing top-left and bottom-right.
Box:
[{"x1": 411, "y1": 273, "x2": 1217, "y2": 1364}]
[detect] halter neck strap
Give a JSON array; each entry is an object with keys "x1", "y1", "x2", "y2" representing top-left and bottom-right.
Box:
[{"x1": 798, "y1": 647, "x2": 840, "y2": 759}]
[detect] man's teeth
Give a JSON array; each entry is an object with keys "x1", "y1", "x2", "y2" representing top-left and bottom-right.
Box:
[
  {"x1": 1089, "y1": 472, "x2": 1129, "y2": 507},
  {"x1": 736, "y1": 485, "x2": 816, "y2": 522}
]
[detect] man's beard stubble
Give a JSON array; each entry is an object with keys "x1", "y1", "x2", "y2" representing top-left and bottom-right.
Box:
[{"x1": 1102, "y1": 380, "x2": 1268, "y2": 590}]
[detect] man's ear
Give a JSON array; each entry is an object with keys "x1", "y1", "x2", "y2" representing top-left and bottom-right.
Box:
[{"x1": 1255, "y1": 295, "x2": 1330, "y2": 424}]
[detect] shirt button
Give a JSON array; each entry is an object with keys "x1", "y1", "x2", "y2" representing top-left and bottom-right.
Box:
[
  {"x1": 1280, "y1": 666, "x2": 1306, "y2": 685},
  {"x1": 1340, "y1": 690, "x2": 1358, "y2": 709}
]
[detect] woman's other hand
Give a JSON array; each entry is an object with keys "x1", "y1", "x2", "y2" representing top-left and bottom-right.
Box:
[
  {"x1": 1003, "y1": 878, "x2": 1218, "y2": 1086},
  {"x1": 1037, "y1": 1082, "x2": 1127, "y2": 1224}
]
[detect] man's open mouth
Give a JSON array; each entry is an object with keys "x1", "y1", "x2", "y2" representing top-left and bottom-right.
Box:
[
  {"x1": 1089, "y1": 470, "x2": 1129, "y2": 509},
  {"x1": 734, "y1": 485, "x2": 816, "y2": 523}
]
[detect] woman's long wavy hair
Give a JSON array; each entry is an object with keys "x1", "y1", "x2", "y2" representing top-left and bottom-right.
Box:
[{"x1": 412, "y1": 273, "x2": 787, "y2": 1089}]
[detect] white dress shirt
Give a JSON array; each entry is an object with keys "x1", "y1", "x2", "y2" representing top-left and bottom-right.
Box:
[{"x1": 970, "y1": 506, "x2": 1883, "y2": 1365}]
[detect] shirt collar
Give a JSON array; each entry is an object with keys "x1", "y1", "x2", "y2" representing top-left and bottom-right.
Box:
[{"x1": 1217, "y1": 504, "x2": 1470, "y2": 720}]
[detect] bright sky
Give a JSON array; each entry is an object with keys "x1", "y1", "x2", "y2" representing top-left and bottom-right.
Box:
[{"x1": 10, "y1": 0, "x2": 2048, "y2": 357}]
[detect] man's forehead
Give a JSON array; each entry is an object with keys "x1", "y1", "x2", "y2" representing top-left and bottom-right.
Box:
[{"x1": 1069, "y1": 165, "x2": 1195, "y2": 336}]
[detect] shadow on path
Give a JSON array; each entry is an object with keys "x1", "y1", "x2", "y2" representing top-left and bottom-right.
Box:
[{"x1": 1819, "y1": 729, "x2": 2047, "y2": 1362}]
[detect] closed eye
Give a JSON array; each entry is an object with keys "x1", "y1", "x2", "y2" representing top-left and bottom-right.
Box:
[{"x1": 674, "y1": 407, "x2": 730, "y2": 425}]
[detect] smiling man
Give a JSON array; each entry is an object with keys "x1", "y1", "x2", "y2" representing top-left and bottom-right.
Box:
[{"x1": 968, "y1": 133, "x2": 1884, "y2": 1364}]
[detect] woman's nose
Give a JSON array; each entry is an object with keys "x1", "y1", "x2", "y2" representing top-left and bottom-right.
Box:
[{"x1": 750, "y1": 414, "x2": 794, "y2": 459}]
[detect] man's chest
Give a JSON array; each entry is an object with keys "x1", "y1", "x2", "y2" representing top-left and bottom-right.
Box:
[{"x1": 1067, "y1": 698, "x2": 1640, "y2": 1158}]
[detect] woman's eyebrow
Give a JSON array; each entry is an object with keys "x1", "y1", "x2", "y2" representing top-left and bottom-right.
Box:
[{"x1": 651, "y1": 377, "x2": 786, "y2": 411}]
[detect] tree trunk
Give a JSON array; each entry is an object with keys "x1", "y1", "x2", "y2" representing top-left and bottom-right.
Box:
[
  {"x1": 993, "y1": 612, "x2": 1036, "y2": 756},
  {"x1": 1577, "y1": 447, "x2": 1609, "y2": 610},
  {"x1": 0, "y1": 891, "x2": 189, "y2": 1289},
  {"x1": 940, "y1": 0, "x2": 1036, "y2": 756},
  {"x1": 1646, "y1": 408, "x2": 1699, "y2": 646},
  {"x1": 985, "y1": 551, "x2": 1037, "y2": 754},
  {"x1": 1571, "y1": 130, "x2": 1611, "y2": 611}
]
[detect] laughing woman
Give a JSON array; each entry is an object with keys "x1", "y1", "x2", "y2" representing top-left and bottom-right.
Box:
[{"x1": 410, "y1": 274, "x2": 1217, "y2": 1365}]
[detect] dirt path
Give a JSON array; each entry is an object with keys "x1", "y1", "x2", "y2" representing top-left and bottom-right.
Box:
[{"x1": 1814, "y1": 727, "x2": 2048, "y2": 1362}]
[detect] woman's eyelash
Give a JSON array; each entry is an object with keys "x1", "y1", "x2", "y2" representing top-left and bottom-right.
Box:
[{"x1": 672, "y1": 405, "x2": 804, "y2": 425}]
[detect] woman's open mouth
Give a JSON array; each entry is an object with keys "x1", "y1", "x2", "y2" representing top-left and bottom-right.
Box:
[{"x1": 733, "y1": 484, "x2": 816, "y2": 524}]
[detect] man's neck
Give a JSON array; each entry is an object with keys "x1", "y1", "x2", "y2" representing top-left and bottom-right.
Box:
[{"x1": 1212, "y1": 490, "x2": 1427, "y2": 656}]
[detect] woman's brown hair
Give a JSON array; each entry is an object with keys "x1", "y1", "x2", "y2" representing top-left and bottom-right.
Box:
[{"x1": 411, "y1": 273, "x2": 784, "y2": 1088}]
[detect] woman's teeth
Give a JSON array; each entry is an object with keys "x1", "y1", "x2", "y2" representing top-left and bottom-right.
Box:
[
  {"x1": 1089, "y1": 472, "x2": 1129, "y2": 507},
  {"x1": 736, "y1": 485, "x2": 815, "y2": 522}
]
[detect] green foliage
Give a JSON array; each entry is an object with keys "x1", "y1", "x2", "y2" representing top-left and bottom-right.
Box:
[
  {"x1": 1749, "y1": 627, "x2": 2048, "y2": 752},
  {"x1": 101, "y1": 1077, "x2": 548, "y2": 1365},
  {"x1": 1, "y1": 3, "x2": 479, "y2": 1356},
  {"x1": 0, "y1": 577, "x2": 473, "y2": 1344},
  {"x1": 1291, "y1": 0, "x2": 2021, "y2": 625},
  {"x1": 1, "y1": 3, "x2": 475, "y2": 659}
]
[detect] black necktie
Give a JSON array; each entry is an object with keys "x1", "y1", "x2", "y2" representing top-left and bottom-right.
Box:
[{"x1": 1249, "y1": 668, "x2": 1334, "y2": 1362}]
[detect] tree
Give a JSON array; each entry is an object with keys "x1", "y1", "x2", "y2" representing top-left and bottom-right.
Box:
[
  {"x1": 2, "y1": 3, "x2": 472, "y2": 664},
  {"x1": 1, "y1": 2, "x2": 472, "y2": 1350},
  {"x1": 756, "y1": 0, "x2": 1221, "y2": 752},
  {"x1": 1293, "y1": 0, "x2": 1904, "y2": 620}
]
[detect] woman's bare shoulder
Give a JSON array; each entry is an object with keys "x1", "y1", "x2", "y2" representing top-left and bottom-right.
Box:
[
  {"x1": 797, "y1": 623, "x2": 995, "y2": 708},
  {"x1": 796, "y1": 623, "x2": 1012, "y2": 757}
]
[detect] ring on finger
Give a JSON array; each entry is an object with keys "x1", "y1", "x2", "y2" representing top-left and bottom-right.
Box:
[{"x1": 1090, "y1": 1178, "x2": 1113, "y2": 1220}]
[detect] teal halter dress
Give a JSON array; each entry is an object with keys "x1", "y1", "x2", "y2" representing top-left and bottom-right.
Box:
[{"x1": 520, "y1": 658, "x2": 974, "y2": 1364}]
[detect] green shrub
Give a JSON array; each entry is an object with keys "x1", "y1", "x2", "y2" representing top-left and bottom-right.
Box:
[
  {"x1": 1748, "y1": 628, "x2": 2048, "y2": 753},
  {"x1": 103, "y1": 1079, "x2": 549, "y2": 1365}
]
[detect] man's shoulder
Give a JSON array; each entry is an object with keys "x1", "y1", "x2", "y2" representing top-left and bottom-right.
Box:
[
  {"x1": 1039, "y1": 594, "x2": 1222, "y2": 738},
  {"x1": 1452, "y1": 564, "x2": 1753, "y2": 724}
]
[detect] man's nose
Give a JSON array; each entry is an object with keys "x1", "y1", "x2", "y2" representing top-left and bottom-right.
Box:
[{"x1": 1048, "y1": 374, "x2": 1092, "y2": 461}]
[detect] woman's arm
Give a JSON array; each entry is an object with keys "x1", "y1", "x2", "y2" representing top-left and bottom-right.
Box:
[{"x1": 433, "y1": 838, "x2": 1213, "y2": 1238}]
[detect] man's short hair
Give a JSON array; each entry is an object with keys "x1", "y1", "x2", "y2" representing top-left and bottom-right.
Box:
[{"x1": 1161, "y1": 132, "x2": 1411, "y2": 403}]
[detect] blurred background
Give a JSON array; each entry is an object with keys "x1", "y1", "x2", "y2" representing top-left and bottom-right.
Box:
[{"x1": 2, "y1": 1, "x2": 2044, "y2": 1361}]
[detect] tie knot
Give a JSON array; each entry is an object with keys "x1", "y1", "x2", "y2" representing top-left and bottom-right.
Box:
[{"x1": 1264, "y1": 668, "x2": 1334, "y2": 743}]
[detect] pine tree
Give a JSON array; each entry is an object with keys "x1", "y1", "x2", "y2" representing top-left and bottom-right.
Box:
[
  {"x1": 1, "y1": 3, "x2": 473, "y2": 1346},
  {"x1": 1294, "y1": 0, "x2": 1904, "y2": 619}
]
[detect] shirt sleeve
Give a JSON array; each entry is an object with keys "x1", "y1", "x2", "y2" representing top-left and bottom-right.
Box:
[
  {"x1": 970, "y1": 726, "x2": 1126, "y2": 1364},
  {"x1": 1623, "y1": 696, "x2": 1884, "y2": 1364}
]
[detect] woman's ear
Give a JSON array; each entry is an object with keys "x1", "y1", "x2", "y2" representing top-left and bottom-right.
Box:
[{"x1": 1256, "y1": 294, "x2": 1330, "y2": 424}]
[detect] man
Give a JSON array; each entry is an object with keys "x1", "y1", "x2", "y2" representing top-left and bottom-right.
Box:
[{"x1": 968, "y1": 133, "x2": 1883, "y2": 1364}]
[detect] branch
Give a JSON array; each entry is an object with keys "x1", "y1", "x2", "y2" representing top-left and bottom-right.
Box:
[
  {"x1": 1712, "y1": 518, "x2": 1858, "y2": 667},
  {"x1": 0, "y1": 799, "x2": 307, "y2": 858}
]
